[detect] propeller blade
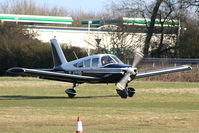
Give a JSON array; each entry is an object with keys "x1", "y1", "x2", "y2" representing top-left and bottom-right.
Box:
[
  {"x1": 132, "y1": 51, "x2": 144, "y2": 68},
  {"x1": 117, "y1": 72, "x2": 131, "y2": 90},
  {"x1": 117, "y1": 51, "x2": 143, "y2": 90}
]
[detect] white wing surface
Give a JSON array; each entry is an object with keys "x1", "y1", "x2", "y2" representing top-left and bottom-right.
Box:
[{"x1": 136, "y1": 65, "x2": 192, "y2": 79}]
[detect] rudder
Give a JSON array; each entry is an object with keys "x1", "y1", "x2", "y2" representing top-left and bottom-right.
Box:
[{"x1": 50, "y1": 39, "x2": 67, "y2": 67}]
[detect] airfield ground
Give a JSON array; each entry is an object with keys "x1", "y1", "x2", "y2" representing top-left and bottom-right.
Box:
[{"x1": 0, "y1": 77, "x2": 199, "y2": 133}]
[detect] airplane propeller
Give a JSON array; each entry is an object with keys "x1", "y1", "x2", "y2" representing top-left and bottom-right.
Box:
[
  {"x1": 132, "y1": 51, "x2": 144, "y2": 68},
  {"x1": 117, "y1": 51, "x2": 144, "y2": 90}
]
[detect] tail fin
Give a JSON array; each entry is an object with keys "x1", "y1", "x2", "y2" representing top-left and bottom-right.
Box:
[{"x1": 50, "y1": 39, "x2": 67, "y2": 67}]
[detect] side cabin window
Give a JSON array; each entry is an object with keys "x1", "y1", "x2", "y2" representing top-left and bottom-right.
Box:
[
  {"x1": 92, "y1": 58, "x2": 99, "y2": 67},
  {"x1": 74, "y1": 59, "x2": 91, "y2": 68},
  {"x1": 84, "y1": 59, "x2": 91, "y2": 67},
  {"x1": 101, "y1": 55, "x2": 115, "y2": 66},
  {"x1": 77, "y1": 61, "x2": 83, "y2": 68},
  {"x1": 74, "y1": 63, "x2": 77, "y2": 67}
]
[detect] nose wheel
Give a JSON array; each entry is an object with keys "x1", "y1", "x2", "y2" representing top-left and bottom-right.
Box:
[
  {"x1": 127, "y1": 87, "x2": 136, "y2": 97},
  {"x1": 116, "y1": 87, "x2": 136, "y2": 99}
]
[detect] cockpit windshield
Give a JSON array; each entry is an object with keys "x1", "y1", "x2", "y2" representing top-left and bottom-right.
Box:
[
  {"x1": 101, "y1": 55, "x2": 123, "y2": 66},
  {"x1": 111, "y1": 55, "x2": 123, "y2": 64}
]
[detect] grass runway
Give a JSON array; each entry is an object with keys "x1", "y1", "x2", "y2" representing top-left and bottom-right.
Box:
[{"x1": 0, "y1": 77, "x2": 199, "y2": 133}]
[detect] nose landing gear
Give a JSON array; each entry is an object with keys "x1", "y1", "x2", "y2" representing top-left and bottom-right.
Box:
[
  {"x1": 116, "y1": 87, "x2": 136, "y2": 99},
  {"x1": 127, "y1": 87, "x2": 136, "y2": 97}
]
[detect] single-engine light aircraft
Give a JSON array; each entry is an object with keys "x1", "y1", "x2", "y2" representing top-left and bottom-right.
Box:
[{"x1": 7, "y1": 39, "x2": 192, "y2": 98}]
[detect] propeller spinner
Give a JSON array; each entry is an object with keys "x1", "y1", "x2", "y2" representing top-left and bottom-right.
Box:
[{"x1": 117, "y1": 51, "x2": 144, "y2": 90}]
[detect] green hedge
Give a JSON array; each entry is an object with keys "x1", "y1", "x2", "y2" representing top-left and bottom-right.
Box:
[{"x1": 0, "y1": 24, "x2": 87, "y2": 76}]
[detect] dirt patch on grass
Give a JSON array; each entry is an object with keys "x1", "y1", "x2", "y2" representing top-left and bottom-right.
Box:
[
  {"x1": 139, "y1": 88, "x2": 199, "y2": 94},
  {"x1": 0, "y1": 81, "x2": 71, "y2": 87}
]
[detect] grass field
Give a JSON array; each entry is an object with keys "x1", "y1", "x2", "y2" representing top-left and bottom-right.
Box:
[{"x1": 0, "y1": 77, "x2": 199, "y2": 133}]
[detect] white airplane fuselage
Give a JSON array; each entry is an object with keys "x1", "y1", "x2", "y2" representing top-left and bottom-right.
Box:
[{"x1": 55, "y1": 54, "x2": 133, "y2": 83}]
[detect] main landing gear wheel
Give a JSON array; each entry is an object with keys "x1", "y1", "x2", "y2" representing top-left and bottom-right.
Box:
[
  {"x1": 128, "y1": 87, "x2": 136, "y2": 97},
  {"x1": 65, "y1": 82, "x2": 77, "y2": 98},
  {"x1": 65, "y1": 88, "x2": 76, "y2": 98},
  {"x1": 116, "y1": 87, "x2": 136, "y2": 99}
]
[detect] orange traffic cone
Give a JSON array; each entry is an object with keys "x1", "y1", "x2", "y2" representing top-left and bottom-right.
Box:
[{"x1": 76, "y1": 116, "x2": 83, "y2": 133}]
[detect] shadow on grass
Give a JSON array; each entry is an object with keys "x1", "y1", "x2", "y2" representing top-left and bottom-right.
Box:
[{"x1": 0, "y1": 95, "x2": 118, "y2": 100}]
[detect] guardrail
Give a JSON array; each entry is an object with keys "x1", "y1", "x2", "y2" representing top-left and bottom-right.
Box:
[
  {"x1": 127, "y1": 57, "x2": 199, "y2": 68},
  {"x1": 127, "y1": 57, "x2": 199, "y2": 64},
  {"x1": 142, "y1": 58, "x2": 199, "y2": 64}
]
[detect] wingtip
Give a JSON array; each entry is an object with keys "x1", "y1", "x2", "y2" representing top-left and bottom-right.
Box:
[
  {"x1": 7, "y1": 67, "x2": 25, "y2": 73},
  {"x1": 183, "y1": 65, "x2": 192, "y2": 70}
]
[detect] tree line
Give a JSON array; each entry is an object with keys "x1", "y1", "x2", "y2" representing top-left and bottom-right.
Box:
[
  {"x1": 0, "y1": 23, "x2": 87, "y2": 76},
  {"x1": 106, "y1": 0, "x2": 199, "y2": 58}
]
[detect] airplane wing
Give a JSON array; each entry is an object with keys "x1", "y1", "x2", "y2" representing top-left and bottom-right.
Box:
[
  {"x1": 135, "y1": 65, "x2": 192, "y2": 79},
  {"x1": 7, "y1": 67, "x2": 103, "y2": 83}
]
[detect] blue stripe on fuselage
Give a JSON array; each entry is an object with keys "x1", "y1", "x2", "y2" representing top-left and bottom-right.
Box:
[{"x1": 102, "y1": 64, "x2": 131, "y2": 68}]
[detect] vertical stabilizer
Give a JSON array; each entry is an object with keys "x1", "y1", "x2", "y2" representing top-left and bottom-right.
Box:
[{"x1": 50, "y1": 39, "x2": 67, "y2": 67}]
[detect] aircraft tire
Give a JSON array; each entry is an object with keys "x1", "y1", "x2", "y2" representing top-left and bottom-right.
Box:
[
  {"x1": 116, "y1": 89, "x2": 128, "y2": 99},
  {"x1": 65, "y1": 88, "x2": 76, "y2": 98},
  {"x1": 128, "y1": 87, "x2": 136, "y2": 97}
]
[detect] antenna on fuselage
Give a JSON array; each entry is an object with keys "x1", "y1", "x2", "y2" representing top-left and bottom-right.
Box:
[
  {"x1": 73, "y1": 51, "x2": 78, "y2": 59},
  {"x1": 87, "y1": 48, "x2": 90, "y2": 56}
]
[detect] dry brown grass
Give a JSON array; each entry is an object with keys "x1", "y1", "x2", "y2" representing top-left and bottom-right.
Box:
[
  {"x1": 139, "y1": 88, "x2": 199, "y2": 94},
  {"x1": 139, "y1": 63, "x2": 199, "y2": 82}
]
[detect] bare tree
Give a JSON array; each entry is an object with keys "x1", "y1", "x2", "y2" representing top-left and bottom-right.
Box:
[
  {"x1": 85, "y1": 22, "x2": 142, "y2": 62},
  {"x1": 70, "y1": 9, "x2": 101, "y2": 26},
  {"x1": 180, "y1": 0, "x2": 199, "y2": 10},
  {"x1": 150, "y1": 0, "x2": 179, "y2": 57},
  {"x1": 0, "y1": 0, "x2": 69, "y2": 16},
  {"x1": 104, "y1": 25, "x2": 138, "y2": 61},
  {"x1": 105, "y1": 0, "x2": 185, "y2": 57},
  {"x1": 142, "y1": 0, "x2": 164, "y2": 57}
]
